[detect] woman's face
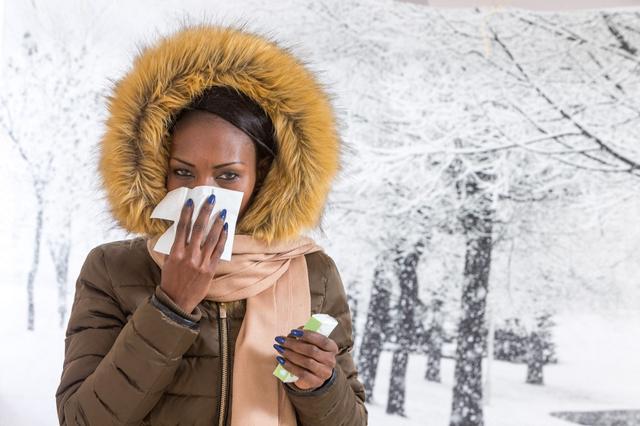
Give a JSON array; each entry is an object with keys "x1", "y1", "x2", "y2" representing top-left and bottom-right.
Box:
[{"x1": 166, "y1": 110, "x2": 258, "y2": 220}]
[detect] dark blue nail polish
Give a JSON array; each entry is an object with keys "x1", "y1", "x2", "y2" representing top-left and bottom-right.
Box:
[
  {"x1": 220, "y1": 208, "x2": 227, "y2": 220},
  {"x1": 274, "y1": 344, "x2": 285, "y2": 353},
  {"x1": 291, "y1": 329, "x2": 303, "y2": 338},
  {"x1": 276, "y1": 356, "x2": 285, "y2": 365},
  {"x1": 208, "y1": 194, "x2": 215, "y2": 204},
  {"x1": 275, "y1": 336, "x2": 286, "y2": 344},
  {"x1": 223, "y1": 222, "x2": 228, "y2": 232},
  {"x1": 185, "y1": 198, "x2": 193, "y2": 207}
]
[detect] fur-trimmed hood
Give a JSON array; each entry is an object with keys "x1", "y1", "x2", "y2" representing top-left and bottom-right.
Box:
[{"x1": 98, "y1": 23, "x2": 340, "y2": 244}]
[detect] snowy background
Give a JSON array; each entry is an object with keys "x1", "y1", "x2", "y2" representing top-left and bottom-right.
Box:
[{"x1": 1, "y1": 0, "x2": 639, "y2": 425}]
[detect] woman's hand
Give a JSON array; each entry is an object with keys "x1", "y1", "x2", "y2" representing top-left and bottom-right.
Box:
[
  {"x1": 273, "y1": 327, "x2": 339, "y2": 391},
  {"x1": 160, "y1": 194, "x2": 228, "y2": 313}
]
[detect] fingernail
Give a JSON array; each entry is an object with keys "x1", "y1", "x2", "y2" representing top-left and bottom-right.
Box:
[
  {"x1": 275, "y1": 336, "x2": 286, "y2": 344},
  {"x1": 220, "y1": 208, "x2": 227, "y2": 220},
  {"x1": 273, "y1": 344, "x2": 285, "y2": 354},
  {"x1": 208, "y1": 194, "x2": 215, "y2": 204},
  {"x1": 291, "y1": 329, "x2": 303, "y2": 337},
  {"x1": 223, "y1": 222, "x2": 228, "y2": 232},
  {"x1": 276, "y1": 356, "x2": 285, "y2": 365},
  {"x1": 185, "y1": 198, "x2": 193, "y2": 207}
]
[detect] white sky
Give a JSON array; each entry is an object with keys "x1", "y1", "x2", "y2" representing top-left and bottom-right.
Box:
[
  {"x1": 404, "y1": 0, "x2": 640, "y2": 10},
  {"x1": 0, "y1": 0, "x2": 4, "y2": 71}
]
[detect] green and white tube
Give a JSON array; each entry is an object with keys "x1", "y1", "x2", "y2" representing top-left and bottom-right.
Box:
[{"x1": 273, "y1": 313, "x2": 338, "y2": 383}]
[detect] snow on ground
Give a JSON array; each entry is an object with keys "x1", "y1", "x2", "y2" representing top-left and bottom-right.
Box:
[
  {"x1": 368, "y1": 310, "x2": 640, "y2": 426},
  {"x1": 1, "y1": 282, "x2": 638, "y2": 425},
  {"x1": 0, "y1": 284, "x2": 67, "y2": 425}
]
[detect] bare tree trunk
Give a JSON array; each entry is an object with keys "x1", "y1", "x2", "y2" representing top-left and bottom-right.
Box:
[
  {"x1": 450, "y1": 176, "x2": 494, "y2": 426},
  {"x1": 27, "y1": 189, "x2": 44, "y2": 331},
  {"x1": 425, "y1": 324, "x2": 443, "y2": 382},
  {"x1": 387, "y1": 351, "x2": 408, "y2": 415},
  {"x1": 358, "y1": 256, "x2": 392, "y2": 403},
  {"x1": 387, "y1": 241, "x2": 423, "y2": 416},
  {"x1": 346, "y1": 280, "x2": 360, "y2": 344},
  {"x1": 49, "y1": 214, "x2": 72, "y2": 328},
  {"x1": 526, "y1": 331, "x2": 544, "y2": 385},
  {"x1": 425, "y1": 299, "x2": 444, "y2": 383}
]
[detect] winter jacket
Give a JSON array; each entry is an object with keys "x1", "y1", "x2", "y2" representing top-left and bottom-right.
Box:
[{"x1": 55, "y1": 236, "x2": 367, "y2": 425}]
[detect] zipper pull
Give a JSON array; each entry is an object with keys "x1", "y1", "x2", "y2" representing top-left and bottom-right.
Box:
[{"x1": 219, "y1": 302, "x2": 227, "y2": 319}]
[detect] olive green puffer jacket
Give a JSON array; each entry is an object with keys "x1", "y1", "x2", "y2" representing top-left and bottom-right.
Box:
[{"x1": 55, "y1": 236, "x2": 367, "y2": 425}]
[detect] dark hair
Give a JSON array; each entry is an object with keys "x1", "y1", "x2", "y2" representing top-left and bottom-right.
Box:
[{"x1": 169, "y1": 85, "x2": 277, "y2": 188}]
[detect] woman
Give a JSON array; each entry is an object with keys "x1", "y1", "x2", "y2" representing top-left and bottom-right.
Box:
[{"x1": 55, "y1": 23, "x2": 367, "y2": 425}]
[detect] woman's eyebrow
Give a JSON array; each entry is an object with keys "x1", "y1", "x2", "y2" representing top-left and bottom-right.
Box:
[{"x1": 172, "y1": 157, "x2": 245, "y2": 169}]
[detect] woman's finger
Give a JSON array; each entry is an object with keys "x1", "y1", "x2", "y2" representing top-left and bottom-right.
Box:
[
  {"x1": 287, "y1": 329, "x2": 339, "y2": 354},
  {"x1": 201, "y1": 208, "x2": 226, "y2": 266},
  {"x1": 170, "y1": 198, "x2": 194, "y2": 258},
  {"x1": 276, "y1": 355, "x2": 329, "y2": 389},
  {"x1": 210, "y1": 220, "x2": 228, "y2": 265},
  {"x1": 280, "y1": 349, "x2": 331, "y2": 379},
  {"x1": 276, "y1": 336, "x2": 335, "y2": 367},
  {"x1": 186, "y1": 194, "x2": 215, "y2": 259}
]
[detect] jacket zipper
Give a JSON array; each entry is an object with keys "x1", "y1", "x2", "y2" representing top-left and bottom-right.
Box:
[{"x1": 218, "y1": 302, "x2": 229, "y2": 426}]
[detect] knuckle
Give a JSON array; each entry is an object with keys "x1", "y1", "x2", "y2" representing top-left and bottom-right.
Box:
[
  {"x1": 324, "y1": 368, "x2": 333, "y2": 380},
  {"x1": 212, "y1": 246, "x2": 221, "y2": 255},
  {"x1": 201, "y1": 234, "x2": 211, "y2": 246},
  {"x1": 301, "y1": 357, "x2": 313, "y2": 370},
  {"x1": 207, "y1": 228, "x2": 218, "y2": 243},
  {"x1": 326, "y1": 354, "x2": 336, "y2": 366},
  {"x1": 209, "y1": 228, "x2": 221, "y2": 241},
  {"x1": 309, "y1": 345, "x2": 319, "y2": 358}
]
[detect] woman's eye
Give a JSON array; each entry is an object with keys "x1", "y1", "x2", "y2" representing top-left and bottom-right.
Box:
[
  {"x1": 172, "y1": 168, "x2": 238, "y2": 180},
  {"x1": 219, "y1": 172, "x2": 239, "y2": 180}
]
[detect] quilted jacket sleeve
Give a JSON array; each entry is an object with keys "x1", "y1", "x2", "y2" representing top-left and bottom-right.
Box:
[
  {"x1": 284, "y1": 252, "x2": 368, "y2": 425},
  {"x1": 55, "y1": 245, "x2": 202, "y2": 425}
]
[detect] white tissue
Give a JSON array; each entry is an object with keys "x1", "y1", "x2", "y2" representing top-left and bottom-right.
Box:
[{"x1": 149, "y1": 185, "x2": 244, "y2": 261}]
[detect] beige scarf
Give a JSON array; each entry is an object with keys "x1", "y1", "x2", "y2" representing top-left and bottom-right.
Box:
[{"x1": 146, "y1": 233, "x2": 324, "y2": 425}]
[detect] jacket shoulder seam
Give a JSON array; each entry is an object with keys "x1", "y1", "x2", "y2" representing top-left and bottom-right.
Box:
[{"x1": 95, "y1": 244, "x2": 127, "y2": 313}]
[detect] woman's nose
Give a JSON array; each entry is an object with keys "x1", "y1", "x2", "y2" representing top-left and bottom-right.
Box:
[{"x1": 193, "y1": 175, "x2": 218, "y2": 188}]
